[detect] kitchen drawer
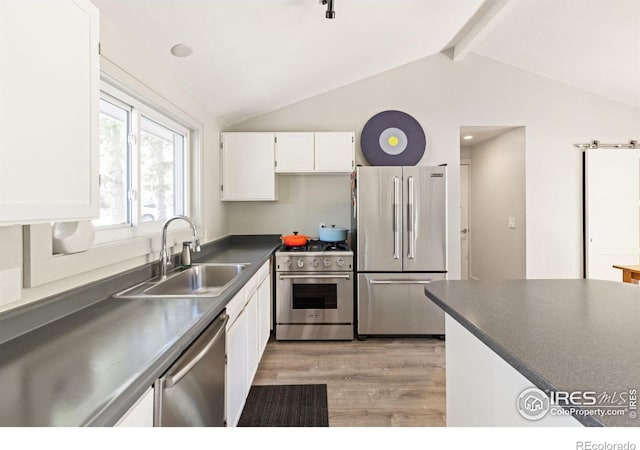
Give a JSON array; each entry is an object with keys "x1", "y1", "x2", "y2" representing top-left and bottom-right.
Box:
[
  {"x1": 257, "y1": 260, "x2": 270, "y2": 284},
  {"x1": 244, "y1": 272, "x2": 260, "y2": 301},
  {"x1": 357, "y1": 273, "x2": 446, "y2": 335},
  {"x1": 226, "y1": 290, "x2": 246, "y2": 329}
]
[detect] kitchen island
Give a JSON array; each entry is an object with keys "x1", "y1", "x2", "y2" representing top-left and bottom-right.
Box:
[{"x1": 424, "y1": 280, "x2": 640, "y2": 427}]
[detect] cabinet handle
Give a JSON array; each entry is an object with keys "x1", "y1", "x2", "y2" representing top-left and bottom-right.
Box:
[{"x1": 369, "y1": 279, "x2": 433, "y2": 285}]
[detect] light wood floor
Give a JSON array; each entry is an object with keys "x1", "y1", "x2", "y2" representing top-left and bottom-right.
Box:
[{"x1": 252, "y1": 337, "x2": 446, "y2": 427}]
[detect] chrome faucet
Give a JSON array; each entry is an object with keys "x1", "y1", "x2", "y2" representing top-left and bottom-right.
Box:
[{"x1": 159, "y1": 215, "x2": 201, "y2": 279}]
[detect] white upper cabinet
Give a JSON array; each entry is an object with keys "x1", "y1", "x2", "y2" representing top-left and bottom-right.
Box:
[
  {"x1": 314, "y1": 132, "x2": 355, "y2": 173},
  {"x1": 275, "y1": 132, "x2": 314, "y2": 173},
  {"x1": 221, "y1": 132, "x2": 277, "y2": 201},
  {"x1": 275, "y1": 132, "x2": 355, "y2": 174},
  {"x1": 0, "y1": 0, "x2": 99, "y2": 224}
]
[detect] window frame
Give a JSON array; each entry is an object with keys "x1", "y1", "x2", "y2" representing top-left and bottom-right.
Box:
[
  {"x1": 95, "y1": 91, "x2": 132, "y2": 231},
  {"x1": 94, "y1": 81, "x2": 192, "y2": 244}
]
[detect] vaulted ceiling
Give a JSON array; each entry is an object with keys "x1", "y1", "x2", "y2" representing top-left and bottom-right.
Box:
[{"x1": 93, "y1": 0, "x2": 640, "y2": 126}]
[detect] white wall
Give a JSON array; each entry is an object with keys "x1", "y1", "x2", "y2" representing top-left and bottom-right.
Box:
[
  {"x1": 227, "y1": 175, "x2": 351, "y2": 237},
  {"x1": 228, "y1": 52, "x2": 640, "y2": 279},
  {"x1": 0, "y1": 14, "x2": 228, "y2": 312},
  {"x1": 469, "y1": 128, "x2": 526, "y2": 280}
]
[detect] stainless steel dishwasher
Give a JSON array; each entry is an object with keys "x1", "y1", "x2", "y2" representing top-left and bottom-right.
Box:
[{"x1": 154, "y1": 312, "x2": 228, "y2": 426}]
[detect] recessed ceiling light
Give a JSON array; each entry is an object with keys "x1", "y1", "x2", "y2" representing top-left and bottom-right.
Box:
[
  {"x1": 170, "y1": 43, "x2": 193, "y2": 58},
  {"x1": 463, "y1": 135, "x2": 474, "y2": 140}
]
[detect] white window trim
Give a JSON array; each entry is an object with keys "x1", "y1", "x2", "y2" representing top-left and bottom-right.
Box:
[
  {"x1": 96, "y1": 80, "x2": 192, "y2": 242},
  {"x1": 23, "y1": 63, "x2": 205, "y2": 289}
]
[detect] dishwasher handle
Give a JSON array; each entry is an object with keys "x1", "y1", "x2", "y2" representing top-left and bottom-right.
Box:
[{"x1": 163, "y1": 313, "x2": 229, "y2": 388}]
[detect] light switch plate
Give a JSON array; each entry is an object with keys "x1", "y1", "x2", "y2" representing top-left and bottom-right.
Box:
[{"x1": 508, "y1": 217, "x2": 516, "y2": 229}]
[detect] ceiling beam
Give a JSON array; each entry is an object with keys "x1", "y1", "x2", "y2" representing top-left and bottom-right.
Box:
[{"x1": 452, "y1": 0, "x2": 521, "y2": 61}]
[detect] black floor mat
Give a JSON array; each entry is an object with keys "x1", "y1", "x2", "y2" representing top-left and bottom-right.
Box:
[{"x1": 237, "y1": 384, "x2": 329, "y2": 427}]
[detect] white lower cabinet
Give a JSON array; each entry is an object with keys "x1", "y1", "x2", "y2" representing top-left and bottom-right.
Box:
[
  {"x1": 115, "y1": 387, "x2": 154, "y2": 427},
  {"x1": 226, "y1": 306, "x2": 249, "y2": 427},
  {"x1": 225, "y1": 260, "x2": 272, "y2": 427},
  {"x1": 257, "y1": 276, "x2": 271, "y2": 356},
  {"x1": 245, "y1": 290, "x2": 260, "y2": 386}
]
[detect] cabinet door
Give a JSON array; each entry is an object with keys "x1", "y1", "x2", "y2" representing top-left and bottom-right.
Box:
[
  {"x1": 257, "y1": 276, "x2": 272, "y2": 357},
  {"x1": 226, "y1": 313, "x2": 248, "y2": 427},
  {"x1": 221, "y1": 132, "x2": 276, "y2": 201},
  {"x1": 245, "y1": 290, "x2": 260, "y2": 386},
  {"x1": 314, "y1": 132, "x2": 355, "y2": 173},
  {"x1": 275, "y1": 132, "x2": 314, "y2": 173},
  {"x1": 0, "y1": 0, "x2": 99, "y2": 224}
]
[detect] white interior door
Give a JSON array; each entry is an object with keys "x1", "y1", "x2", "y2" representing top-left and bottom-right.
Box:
[
  {"x1": 460, "y1": 164, "x2": 470, "y2": 279},
  {"x1": 586, "y1": 149, "x2": 640, "y2": 281}
]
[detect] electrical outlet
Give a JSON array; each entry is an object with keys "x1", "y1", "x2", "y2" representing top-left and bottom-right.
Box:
[{"x1": 508, "y1": 217, "x2": 516, "y2": 229}]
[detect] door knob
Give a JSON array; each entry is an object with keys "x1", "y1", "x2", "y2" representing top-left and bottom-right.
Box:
[{"x1": 461, "y1": 228, "x2": 468, "y2": 234}]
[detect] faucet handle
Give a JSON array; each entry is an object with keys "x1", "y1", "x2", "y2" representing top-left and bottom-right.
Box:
[{"x1": 193, "y1": 237, "x2": 201, "y2": 252}]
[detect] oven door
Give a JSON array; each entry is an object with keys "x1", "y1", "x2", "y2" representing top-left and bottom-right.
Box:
[{"x1": 277, "y1": 272, "x2": 353, "y2": 324}]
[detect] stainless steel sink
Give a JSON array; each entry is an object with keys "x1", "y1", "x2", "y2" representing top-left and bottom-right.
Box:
[{"x1": 113, "y1": 263, "x2": 249, "y2": 299}]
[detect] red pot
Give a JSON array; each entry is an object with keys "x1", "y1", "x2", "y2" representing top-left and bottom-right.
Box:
[{"x1": 281, "y1": 231, "x2": 309, "y2": 247}]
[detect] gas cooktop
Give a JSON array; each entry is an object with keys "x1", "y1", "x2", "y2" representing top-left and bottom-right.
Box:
[
  {"x1": 277, "y1": 239, "x2": 351, "y2": 254},
  {"x1": 275, "y1": 240, "x2": 353, "y2": 272}
]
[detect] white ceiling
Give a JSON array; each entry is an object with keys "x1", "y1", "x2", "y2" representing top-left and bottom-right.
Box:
[
  {"x1": 93, "y1": 0, "x2": 485, "y2": 125},
  {"x1": 93, "y1": 0, "x2": 640, "y2": 126},
  {"x1": 474, "y1": 0, "x2": 640, "y2": 109}
]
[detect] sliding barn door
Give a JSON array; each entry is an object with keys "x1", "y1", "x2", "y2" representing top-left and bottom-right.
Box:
[{"x1": 585, "y1": 149, "x2": 640, "y2": 280}]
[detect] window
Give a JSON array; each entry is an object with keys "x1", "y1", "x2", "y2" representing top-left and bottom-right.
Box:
[
  {"x1": 94, "y1": 83, "x2": 189, "y2": 241},
  {"x1": 96, "y1": 96, "x2": 129, "y2": 227}
]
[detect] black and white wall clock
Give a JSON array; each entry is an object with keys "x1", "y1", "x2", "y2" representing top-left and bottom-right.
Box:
[{"x1": 360, "y1": 110, "x2": 426, "y2": 166}]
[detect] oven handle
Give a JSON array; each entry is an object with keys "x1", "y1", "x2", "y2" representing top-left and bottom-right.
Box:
[
  {"x1": 369, "y1": 279, "x2": 433, "y2": 285},
  {"x1": 279, "y1": 274, "x2": 351, "y2": 280}
]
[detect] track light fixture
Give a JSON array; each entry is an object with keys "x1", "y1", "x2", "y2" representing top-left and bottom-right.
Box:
[{"x1": 321, "y1": 0, "x2": 335, "y2": 19}]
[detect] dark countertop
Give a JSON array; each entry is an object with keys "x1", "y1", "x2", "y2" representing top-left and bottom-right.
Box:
[
  {"x1": 424, "y1": 279, "x2": 640, "y2": 427},
  {"x1": 0, "y1": 235, "x2": 280, "y2": 426}
]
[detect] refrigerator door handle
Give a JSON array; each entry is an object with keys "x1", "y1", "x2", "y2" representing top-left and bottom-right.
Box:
[
  {"x1": 393, "y1": 176, "x2": 400, "y2": 259},
  {"x1": 407, "y1": 176, "x2": 415, "y2": 259}
]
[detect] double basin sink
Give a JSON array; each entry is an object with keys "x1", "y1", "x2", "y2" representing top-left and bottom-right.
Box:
[{"x1": 114, "y1": 263, "x2": 249, "y2": 299}]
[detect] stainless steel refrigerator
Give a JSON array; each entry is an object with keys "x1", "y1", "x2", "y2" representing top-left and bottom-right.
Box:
[{"x1": 352, "y1": 165, "x2": 447, "y2": 337}]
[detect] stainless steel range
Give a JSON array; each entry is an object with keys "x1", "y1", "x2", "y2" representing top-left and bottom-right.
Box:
[{"x1": 275, "y1": 241, "x2": 354, "y2": 340}]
